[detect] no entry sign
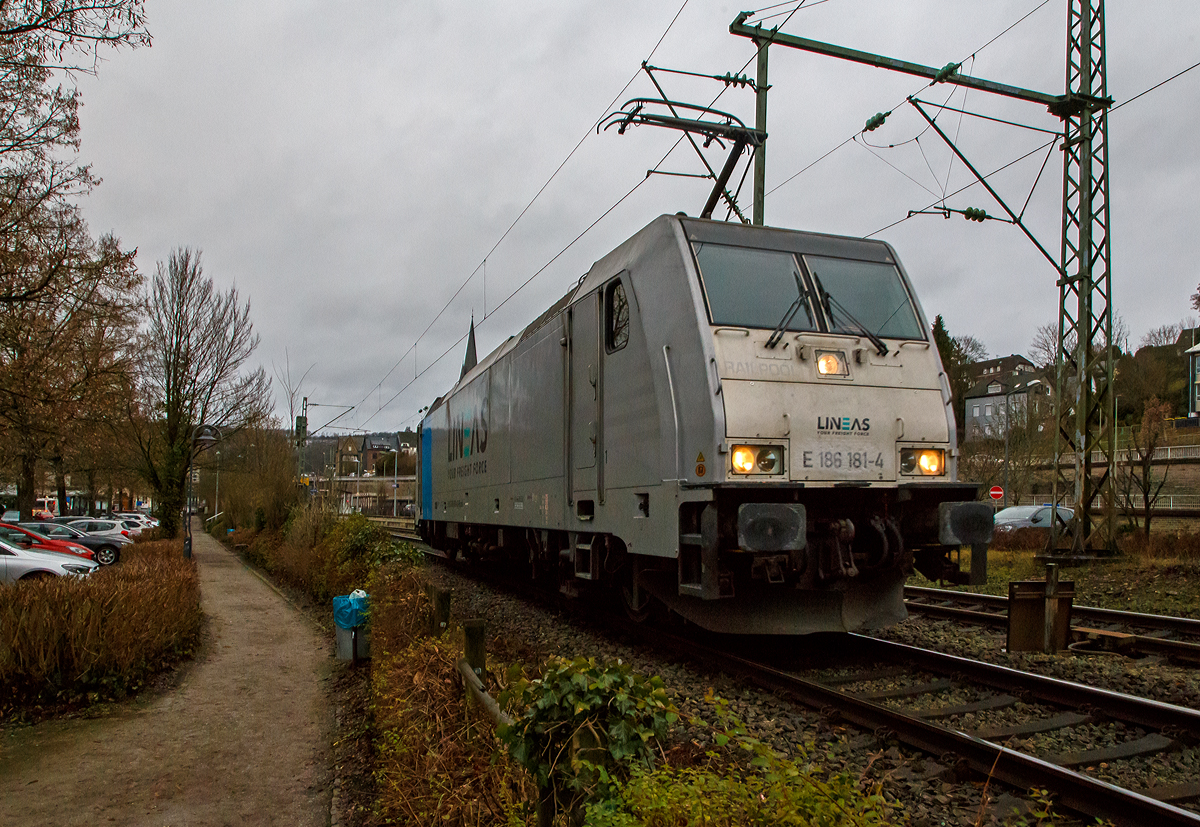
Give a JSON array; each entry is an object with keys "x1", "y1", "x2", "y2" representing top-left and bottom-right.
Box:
[{"x1": 989, "y1": 486, "x2": 1004, "y2": 500}]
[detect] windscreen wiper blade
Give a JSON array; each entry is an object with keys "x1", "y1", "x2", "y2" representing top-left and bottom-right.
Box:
[
  {"x1": 812, "y1": 273, "x2": 889, "y2": 356},
  {"x1": 765, "y1": 268, "x2": 810, "y2": 349}
]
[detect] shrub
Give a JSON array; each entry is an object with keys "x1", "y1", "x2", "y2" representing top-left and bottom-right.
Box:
[
  {"x1": 584, "y1": 757, "x2": 896, "y2": 827},
  {"x1": 499, "y1": 657, "x2": 679, "y2": 814},
  {"x1": 369, "y1": 560, "x2": 533, "y2": 824},
  {"x1": 0, "y1": 541, "x2": 201, "y2": 719},
  {"x1": 319, "y1": 513, "x2": 410, "y2": 599}
]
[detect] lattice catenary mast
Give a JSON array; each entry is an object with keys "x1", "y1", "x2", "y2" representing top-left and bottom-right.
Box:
[{"x1": 729, "y1": 1, "x2": 1115, "y2": 553}]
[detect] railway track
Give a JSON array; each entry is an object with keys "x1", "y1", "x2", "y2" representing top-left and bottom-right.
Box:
[
  {"x1": 422, "y1": 554, "x2": 1200, "y2": 825},
  {"x1": 365, "y1": 515, "x2": 419, "y2": 541},
  {"x1": 904, "y1": 585, "x2": 1200, "y2": 665},
  {"x1": 662, "y1": 630, "x2": 1200, "y2": 826}
]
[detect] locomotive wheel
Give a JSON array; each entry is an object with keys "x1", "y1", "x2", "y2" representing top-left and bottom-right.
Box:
[{"x1": 621, "y1": 581, "x2": 658, "y2": 624}]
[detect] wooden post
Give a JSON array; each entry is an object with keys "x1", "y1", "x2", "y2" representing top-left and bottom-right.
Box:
[
  {"x1": 1044, "y1": 563, "x2": 1060, "y2": 654},
  {"x1": 428, "y1": 586, "x2": 451, "y2": 636},
  {"x1": 463, "y1": 619, "x2": 486, "y2": 678}
]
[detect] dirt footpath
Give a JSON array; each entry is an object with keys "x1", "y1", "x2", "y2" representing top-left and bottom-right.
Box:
[{"x1": 0, "y1": 526, "x2": 334, "y2": 827}]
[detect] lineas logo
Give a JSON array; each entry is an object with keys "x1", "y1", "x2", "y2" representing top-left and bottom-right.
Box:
[
  {"x1": 815, "y1": 415, "x2": 870, "y2": 435},
  {"x1": 448, "y1": 400, "x2": 489, "y2": 461}
]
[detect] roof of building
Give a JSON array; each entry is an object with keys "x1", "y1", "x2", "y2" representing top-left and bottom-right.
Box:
[
  {"x1": 967, "y1": 354, "x2": 1036, "y2": 385},
  {"x1": 964, "y1": 370, "x2": 1049, "y2": 400}
]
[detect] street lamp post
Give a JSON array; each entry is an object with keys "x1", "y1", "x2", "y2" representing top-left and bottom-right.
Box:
[
  {"x1": 214, "y1": 450, "x2": 220, "y2": 524},
  {"x1": 184, "y1": 425, "x2": 221, "y2": 559}
]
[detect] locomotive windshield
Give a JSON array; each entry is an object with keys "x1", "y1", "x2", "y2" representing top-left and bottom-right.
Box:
[
  {"x1": 803, "y1": 255, "x2": 924, "y2": 340},
  {"x1": 692, "y1": 243, "x2": 819, "y2": 333},
  {"x1": 692, "y1": 241, "x2": 924, "y2": 341}
]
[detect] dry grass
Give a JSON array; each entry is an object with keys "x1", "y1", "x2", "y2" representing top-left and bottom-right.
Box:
[
  {"x1": 369, "y1": 563, "x2": 536, "y2": 826},
  {"x1": 1118, "y1": 527, "x2": 1200, "y2": 560},
  {"x1": 0, "y1": 540, "x2": 201, "y2": 718}
]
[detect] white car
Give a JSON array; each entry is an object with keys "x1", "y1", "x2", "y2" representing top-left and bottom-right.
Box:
[
  {"x1": 67, "y1": 518, "x2": 135, "y2": 541},
  {"x1": 0, "y1": 538, "x2": 99, "y2": 583},
  {"x1": 116, "y1": 512, "x2": 158, "y2": 528}
]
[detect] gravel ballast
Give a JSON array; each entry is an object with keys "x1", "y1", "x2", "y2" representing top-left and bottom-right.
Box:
[{"x1": 418, "y1": 563, "x2": 1187, "y2": 826}]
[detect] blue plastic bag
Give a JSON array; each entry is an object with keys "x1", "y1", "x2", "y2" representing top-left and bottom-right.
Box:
[{"x1": 333, "y1": 590, "x2": 370, "y2": 629}]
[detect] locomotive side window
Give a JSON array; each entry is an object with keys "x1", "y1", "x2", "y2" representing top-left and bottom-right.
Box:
[
  {"x1": 692, "y1": 243, "x2": 818, "y2": 332},
  {"x1": 803, "y1": 255, "x2": 925, "y2": 340},
  {"x1": 605, "y1": 280, "x2": 629, "y2": 352}
]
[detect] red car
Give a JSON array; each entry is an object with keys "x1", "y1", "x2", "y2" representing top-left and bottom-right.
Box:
[{"x1": 0, "y1": 522, "x2": 95, "y2": 561}]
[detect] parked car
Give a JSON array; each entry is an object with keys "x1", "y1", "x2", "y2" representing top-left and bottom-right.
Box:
[
  {"x1": 0, "y1": 523, "x2": 95, "y2": 561},
  {"x1": 1, "y1": 509, "x2": 17, "y2": 522},
  {"x1": 16, "y1": 521, "x2": 128, "y2": 566},
  {"x1": 115, "y1": 511, "x2": 158, "y2": 528},
  {"x1": 993, "y1": 505, "x2": 1074, "y2": 533},
  {"x1": 0, "y1": 538, "x2": 99, "y2": 583},
  {"x1": 65, "y1": 518, "x2": 136, "y2": 543}
]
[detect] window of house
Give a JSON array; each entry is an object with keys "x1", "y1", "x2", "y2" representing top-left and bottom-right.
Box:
[
  {"x1": 988, "y1": 382, "x2": 1002, "y2": 394},
  {"x1": 985, "y1": 404, "x2": 993, "y2": 416},
  {"x1": 972, "y1": 405, "x2": 980, "y2": 417},
  {"x1": 605, "y1": 279, "x2": 629, "y2": 352}
]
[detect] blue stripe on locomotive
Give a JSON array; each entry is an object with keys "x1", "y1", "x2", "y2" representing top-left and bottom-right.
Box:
[{"x1": 420, "y1": 423, "x2": 433, "y2": 521}]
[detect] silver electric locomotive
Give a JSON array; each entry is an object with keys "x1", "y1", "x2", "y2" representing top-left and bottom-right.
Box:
[{"x1": 418, "y1": 215, "x2": 989, "y2": 635}]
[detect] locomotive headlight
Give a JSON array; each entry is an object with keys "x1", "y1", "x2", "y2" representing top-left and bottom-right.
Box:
[
  {"x1": 732, "y1": 446, "x2": 757, "y2": 474},
  {"x1": 731, "y1": 445, "x2": 785, "y2": 475},
  {"x1": 816, "y1": 350, "x2": 847, "y2": 376},
  {"x1": 900, "y1": 448, "x2": 945, "y2": 476},
  {"x1": 757, "y1": 447, "x2": 780, "y2": 473}
]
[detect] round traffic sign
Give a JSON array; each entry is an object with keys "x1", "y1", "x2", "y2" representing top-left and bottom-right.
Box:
[{"x1": 989, "y1": 485, "x2": 1004, "y2": 500}]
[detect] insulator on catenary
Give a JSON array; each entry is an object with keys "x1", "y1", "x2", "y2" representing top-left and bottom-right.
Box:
[
  {"x1": 863, "y1": 111, "x2": 889, "y2": 132},
  {"x1": 934, "y1": 62, "x2": 961, "y2": 83},
  {"x1": 962, "y1": 207, "x2": 988, "y2": 222}
]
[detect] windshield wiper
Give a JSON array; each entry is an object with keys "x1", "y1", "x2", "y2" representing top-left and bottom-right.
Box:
[
  {"x1": 812, "y1": 273, "x2": 889, "y2": 357},
  {"x1": 766, "y1": 268, "x2": 809, "y2": 349}
]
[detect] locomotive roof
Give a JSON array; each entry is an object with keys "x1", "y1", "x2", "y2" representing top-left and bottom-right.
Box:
[{"x1": 439, "y1": 214, "x2": 902, "y2": 400}]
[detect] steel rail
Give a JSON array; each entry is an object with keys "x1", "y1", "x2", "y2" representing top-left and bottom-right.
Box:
[
  {"x1": 905, "y1": 585, "x2": 1200, "y2": 635},
  {"x1": 904, "y1": 586, "x2": 1200, "y2": 663},
  {"x1": 846, "y1": 635, "x2": 1200, "y2": 734},
  {"x1": 646, "y1": 629, "x2": 1200, "y2": 827}
]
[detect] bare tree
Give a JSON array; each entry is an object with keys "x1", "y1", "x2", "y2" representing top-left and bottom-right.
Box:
[
  {"x1": 0, "y1": 2, "x2": 148, "y2": 304},
  {"x1": 956, "y1": 334, "x2": 989, "y2": 364},
  {"x1": 1118, "y1": 397, "x2": 1172, "y2": 539},
  {"x1": 1140, "y1": 323, "x2": 1184, "y2": 349},
  {"x1": 0, "y1": 219, "x2": 140, "y2": 519},
  {"x1": 129, "y1": 249, "x2": 271, "y2": 537}
]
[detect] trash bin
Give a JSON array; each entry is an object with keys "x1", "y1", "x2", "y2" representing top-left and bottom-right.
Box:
[{"x1": 333, "y1": 589, "x2": 371, "y2": 661}]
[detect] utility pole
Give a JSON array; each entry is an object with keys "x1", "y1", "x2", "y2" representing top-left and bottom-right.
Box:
[
  {"x1": 1051, "y1": 0, "x2": 1115, "y2": 554},
  {"x1": 729, "y1": 1, "x2": 1115, "y2": 553},
  {"x1": 752, "y1": 34, "x2": 769, "y2": 225}
]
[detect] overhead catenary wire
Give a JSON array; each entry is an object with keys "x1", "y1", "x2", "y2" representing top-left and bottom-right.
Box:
[
  {"x1": 864, "y1": 136, "x2": 1057, "y2": 238},
  {"x1": 363, "y1": 1, "x2": 818, "y2": 430},
  {"x1": 346, "y1": 0, "x2": 696, "y2": 426},
  {"x1": 766, "y1": 0, "x2": 1055, "y2": 198}
]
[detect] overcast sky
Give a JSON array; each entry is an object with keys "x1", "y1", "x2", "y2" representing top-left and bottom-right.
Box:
[{"x1": 72, "y1": 1, "x2": 1200, "y2": 435}]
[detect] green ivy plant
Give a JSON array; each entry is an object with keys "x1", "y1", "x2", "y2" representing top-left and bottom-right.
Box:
[{"x1": 498, "y1": 657, "x2": 679, "y2": 811}]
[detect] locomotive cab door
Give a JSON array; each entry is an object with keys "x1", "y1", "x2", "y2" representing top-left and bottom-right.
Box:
[{"x1": 568, "y1": 292, "x2": 600, "y2": 511}]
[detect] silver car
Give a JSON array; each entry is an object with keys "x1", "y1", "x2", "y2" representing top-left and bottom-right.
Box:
[
  {"x1": 66, "y1": 518, "x2": 134, "y2": 541},
  {"x1": 0, "y1": 538, "x2": 99, "y2": 583},
  {"x1": 993, "y1": 505, "x2": 1074, "y2": 533}
]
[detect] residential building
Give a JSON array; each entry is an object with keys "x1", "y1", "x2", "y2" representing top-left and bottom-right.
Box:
[{"x1": 963, "y1": 367, "x2": 1050, "y2": 441}]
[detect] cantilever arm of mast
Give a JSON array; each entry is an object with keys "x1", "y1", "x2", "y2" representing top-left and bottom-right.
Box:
[{"x1": 729, "y1": 17, "x2": 1061, "y2": 112}]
